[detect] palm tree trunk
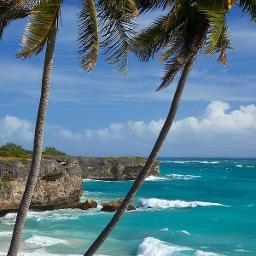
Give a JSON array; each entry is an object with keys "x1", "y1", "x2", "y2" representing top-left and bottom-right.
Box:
[
  {"x1": 84, "y1": 56, "x2": 195, "y2": 256},
  {"x1": 7, "y1": 27, "x2": 57, "y2": 256}
]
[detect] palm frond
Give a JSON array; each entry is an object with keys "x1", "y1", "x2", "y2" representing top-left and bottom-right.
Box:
[
  {"x1": 97, "y1": 0, "x2": 138, "y2": 75},
  {"x1": 17, "y1": 0, "x2": 61, "y2": 58},
  {"x1": 239, "y1": 0, "x2": 256, "y2": 20},
  {"x1": 137, "y1": 0, "x2": 172, "y2": 12},
  {"x1": 198, "y1": 0, "x2": 226, "y2": 55},
  {"x1": 0, "y1": 0, "x2": 30, "y2": 40},
  {"x1": 130, "y1": 13, "x2": 174, "y2": 62},
  {"x1": 213, "y1": 23, "x2": 232, "y2": 64},
  {"x1": 78, "y1": 0, "x2": 99, "y2": 71},
  {"x1": 158, "y1": 9, "x2": 209, "y2": 90}
]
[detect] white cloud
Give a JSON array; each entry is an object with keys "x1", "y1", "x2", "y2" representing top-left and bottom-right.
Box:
[
  {"x1": 1, "y1": 101, "x2": 255, "y2": 157},
  {"x1": 0, "y1": 116, "x2": 33, "y2": 145},
  {"x1": 52, "y1": 101, "x2": 256, "y2": 157}
]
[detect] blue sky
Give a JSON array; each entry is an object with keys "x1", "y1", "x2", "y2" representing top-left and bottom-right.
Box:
[{"x1": 0, "y1": 2, "x2": 255, "y2": 157}]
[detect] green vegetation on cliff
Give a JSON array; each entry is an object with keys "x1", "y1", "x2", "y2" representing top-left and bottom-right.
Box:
[
  {"x1": 0, "y1": 143, "x2": 67, "y2": 159},
  {"x1": 42, "y1": 147, "x2": 67, "y2": 157},
  {"x1": 0, "y1": 143, "x2": 31, "y2": 158}
]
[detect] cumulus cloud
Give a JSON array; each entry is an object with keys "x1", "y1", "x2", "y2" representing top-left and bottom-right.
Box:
[
  {"x1": 53, "y1": 101, "x2": 256, "y2": 157},
  {"x1": 0, "y1": 115, "x2": 33, "y2": 146},
  {"x1": 1, "y1": 101, "x2": 255, "y2": 157}
]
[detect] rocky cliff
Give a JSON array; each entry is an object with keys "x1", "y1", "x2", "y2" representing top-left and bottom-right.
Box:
[
  {"x1": 0, "y1": 157, "x2": 82, "y2": 215},
  {"x1": 0, "y1": 156, "x2": 160, "y2": 214},
  {"x1": 78, "y1": 157, "x2": 160, "y2": 180}
]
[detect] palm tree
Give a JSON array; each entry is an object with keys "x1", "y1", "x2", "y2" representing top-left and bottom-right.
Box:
[
  {"x1": 84, "y1": 0, "x2": 256, "y2": 255},
  {"x1": 4, "y1": 0, "x2": 138, "y2": 255},
  {"x1": 6, "y1": 1, "x2": 62, "y2": 255}
]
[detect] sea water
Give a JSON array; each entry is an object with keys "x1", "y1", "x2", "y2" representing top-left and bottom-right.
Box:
[{"x1": 0, "y1": 158, "x2": 256, "y2": 256}]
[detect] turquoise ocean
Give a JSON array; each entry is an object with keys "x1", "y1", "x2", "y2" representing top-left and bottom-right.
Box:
[{"x1": 0, "y1": 158, "x2": 256, "y2": 256}]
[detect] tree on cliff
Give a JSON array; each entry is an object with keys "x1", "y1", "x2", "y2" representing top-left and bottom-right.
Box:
[
  {"x1": 84, "y1": 1, "x2": 256, "y2": 255},
  {"x1": 2, "y1": 0, "x2": 138, "y2": 255}
]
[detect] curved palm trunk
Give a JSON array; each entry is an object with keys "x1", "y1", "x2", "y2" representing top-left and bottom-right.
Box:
[
  {"x1": 84, "y1": 57, "x2": 195, "y2": 256},
  {"x1": 7, "y1": 28, "x2": 57, "y2": 256}
]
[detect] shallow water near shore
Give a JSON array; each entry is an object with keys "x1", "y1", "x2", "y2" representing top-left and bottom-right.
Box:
[{"x1": 0, "y1": 158, "x2": 256, "y2": 256}]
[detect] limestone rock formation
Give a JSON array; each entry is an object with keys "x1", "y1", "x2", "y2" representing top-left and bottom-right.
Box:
[
  {"x1": 0, "y1": 157, "x2": 82, "y2": 214},
  {"x1": 78, "y1": 157, "x2": 160, "y2": 180},
  {"x1": 101, "y1": 199, "x2": 135, "y2": 212}
]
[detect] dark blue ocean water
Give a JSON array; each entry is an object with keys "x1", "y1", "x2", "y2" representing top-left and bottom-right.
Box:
[{"x1": 0, "y1": 158, "x2": 256, "y2": 255}]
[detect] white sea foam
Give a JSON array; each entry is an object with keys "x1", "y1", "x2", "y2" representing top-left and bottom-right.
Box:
[
  {"x1": 136, "y1": 237, "x2": 224, "y2": 256},
  {"x1": 172, "y1": 161, "x2": 186, "y2": 164},
  {"x1": 167, "y1": 174, "x2": 201, "y2": 180},
  {"x1": 160, "y1": 160, "x2": 219, "y2": 164},
  {"x1": 145, "y1": 176, "x2": 169, "y2": 181},
  {"x1": 25, "y1": 235, "x2": 66, "y2": 247},
  {"x1": 180, "y1": 230, "x2": 191, "y2": 235},
  {"x1": 236, "y1": 164, "x2": 243, "y2": 168},
  {"x1": 136, "y1": 237, "x2": 191, "y2": 256},
  {"x1": 1, "y1": 208, "x2": 105, "y2": 226},
  {"x1": 139, "y1": 198, "x2": 226, "y2": 209},
  {"x1": 195, "y1": 251, "x2": 224, "y2": 256},
  {"x1": 160, "y1": 228, "x2": 169, "y2": 232},
  {"x1": 0, "y1": 231, "x2": 12, "y2": 237},
  {"x1": 191, "y1": 161, "x2": 219, "y2": 164},
  {"x1": 0, "y1": 249, "x2": 79, "y2": 256},
  {"x1": 83, "y1": 178, "x2": 124, "y2": 182},
  {"x1": 234, "y1": 249, "x2": 252, "y2": 253}
]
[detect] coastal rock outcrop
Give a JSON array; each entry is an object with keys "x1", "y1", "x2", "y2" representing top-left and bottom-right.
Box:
[
  {"x1": 0, "y1": 157, "x2": 82, "y2": 214},
  {"x1": 0, "y1": 156, "x2": 160, "y2": 214},
  {"x1": 78, "y1": 157, "x2": 160, "y2": 180},
  {"x1": 101, "y1": 199, "x2": 135, "y2": 212},
  {"x1": 79, "y1": 199, "x2": 98, "y2": 210}
]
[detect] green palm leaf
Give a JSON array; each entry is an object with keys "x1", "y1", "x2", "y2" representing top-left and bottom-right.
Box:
[
  {"x1": 198, "y1": 0, "x2": 226, "y2": 55},
  {"x1": 97, "y1": 0, "x2": 138, "y2": 75},
  {"x1": 239, "y1": 0, "x2": 256, "y2": 20},
  {"x1": 78, "y1": 0, "x2": 99, "y2": 71},
  {"x1": 17, "y1": 0, "x2": 62, "y2": 58},
  {"x1": 137, "y1": 0, "x2": 172, "y2": 12},
  {"x1": 0, "y1": 0, "x2": 30, "y2": 40}
]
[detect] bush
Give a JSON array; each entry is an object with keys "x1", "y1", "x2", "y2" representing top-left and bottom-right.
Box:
[
  {"x1": 0, "y1": 143, "x2": 67, "y2": 158},
  {"x1": 0, "y1": 143, "x2": 32, "y2": 158},
  {"x1": 43, "y1": 147, "x2": 67, "y2": 157}
]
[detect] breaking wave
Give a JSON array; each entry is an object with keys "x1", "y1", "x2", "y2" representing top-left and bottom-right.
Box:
[
  {"x1": 136, "y1": 237, "x2": 224, "y2": 256},
  {"x1": 145, "y1": 176, "x2": 169, "y2": 181},
  {"x1": 25, "y1": 235, "x2": 66, "y2": 247},
  {"x1": 139, "y1": 198, "x2": 226, "y2": 209},
  {"x1": 167, "y1": 174, "x2": 201, "y2": 180}
]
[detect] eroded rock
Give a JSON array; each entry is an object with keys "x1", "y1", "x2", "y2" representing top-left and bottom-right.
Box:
[{"x1": 101, "y1": 199, "x2": 135, "y2": 212}]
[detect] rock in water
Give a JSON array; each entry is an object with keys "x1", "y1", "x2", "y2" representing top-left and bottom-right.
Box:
[
  {"x1": 79, "y1": 199, "x2": 98, "y2": 210},
  {"x1": 101, "y1": 199, "x2": 135, "y2": 212}
]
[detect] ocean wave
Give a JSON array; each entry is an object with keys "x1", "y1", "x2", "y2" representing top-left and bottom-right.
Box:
[
  {"x1": 0, "y1": 249, "x2": 79, "y2": 256},
  {"x1": 136, "y1": 237, "x2": 191, "y2": 256},
  {"x1": 167, "y1": 174, "x2": 201, "y2": 180},
  {"x1": 145, "y1": 176, "x2": 169, "y2": 181},
  {"x1": 160, "y1": 228, "x2": 169, "y2": 232},
  {"x1": 1, "y1": 208, "x2": 105, "y2": 225},
  {"x1": 0, "y1": 231, "x2": 12, "y2": 237},
  {"x1": 195, "y1": 251, "x2": 224, "y2": 256},
  {"x1": 179, "y1": 230, "x2": 191, "y2": 235},
  {"x1": 83, "y1": 178, "x2": 125, "y2": 182},
  {"x1": 136, "y1": 237, "x2": 224, "y2": 256},
  {"x1": 236, "y1": 165, "x2": 243, "y2": 168},
  {"x1": 160, "y1": 160, "x2": 219, "y2": 164},
  {"x1": 25, "y1": 235, "x2": 66, "y2": 247},
  {"x1": 139, "y1": 198, "x2": 226, "y2": 209}
]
